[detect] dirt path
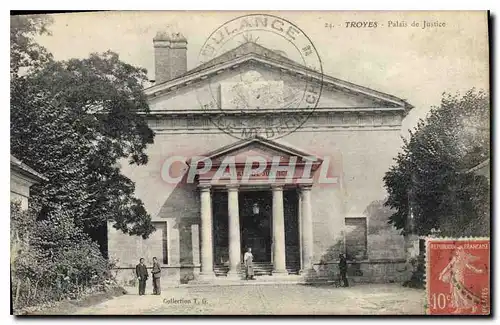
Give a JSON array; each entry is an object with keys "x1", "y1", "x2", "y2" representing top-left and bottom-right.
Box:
[{"x1": 72, "y1": 283, "x2": 426, "y2": 315}]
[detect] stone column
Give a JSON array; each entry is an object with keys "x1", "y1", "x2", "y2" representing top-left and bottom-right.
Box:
[
  {"x1": 191, "y1": 224, "x2": 200, "y2": 278},
  {"x1": 272, "y1": 185, "x2": 287, "y2": 274},
  {"x1": 298, "y1": 191, "x2": 303, "y2": 272},
  {"x1": 300, "y1": 185, "x2": 314, "y2": 273},
  {"x1": 199, "y1": 185, "x2": 215, "y2": 278},
  {"x1": 227, "y1": 185, "x2": 241, "y2": 278}
]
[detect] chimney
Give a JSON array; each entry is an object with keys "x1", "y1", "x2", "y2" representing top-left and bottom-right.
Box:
[{"x1": 153, "y1": 31, "x2": 187, "y2": 84}]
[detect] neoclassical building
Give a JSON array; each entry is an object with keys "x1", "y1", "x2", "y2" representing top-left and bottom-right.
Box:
[{"x1": 108, "y1": 31, "x2": 414, "y2": 286}]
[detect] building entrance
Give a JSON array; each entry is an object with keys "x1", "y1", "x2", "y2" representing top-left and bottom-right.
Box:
[
  {"x1": 239, "y1": 191, "x2": 272, "y2": 263},
  {"x1": 212, "y1": 187, "x2": 301, "y2": 275}
]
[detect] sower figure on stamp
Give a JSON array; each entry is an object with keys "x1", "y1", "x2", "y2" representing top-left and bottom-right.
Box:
[
  {"x1": 135, "y1": 258, "x2": 148, "y2": 296},
  {"x1": 151, "y1": 257, "x2": 161, "y2": 295},
  {"x1": 439, "y1": 246, "x2": 485, "y2": 313},
  {"x1": 244, "y1": 247, "x2": 255, "y2": 280},
  {"x1": 339, "y1": 254, "x2": 349, "y2": 287}
]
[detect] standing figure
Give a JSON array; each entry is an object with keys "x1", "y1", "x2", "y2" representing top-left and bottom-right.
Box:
[
  {"x1": 439, "y1": 246, "x2": 484, "y2": 313},
  {"x1": 339, "y1": 254, "x2": 349, "y2": 287},
  {"x1": 151, "y1": 257, "x2": 162, "y2": 295},
  {"x1": 244, "y1": 247, "x2": 255, "y2": 280},
  {"x1": 135, "y1": 258, "x2": 148, "y2": 296}
]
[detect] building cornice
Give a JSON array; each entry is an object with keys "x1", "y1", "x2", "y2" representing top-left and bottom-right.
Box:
[
  {"x1": 144, "y1": 109, "x2": 404, "y2": 134},
  {"x1": 10, "y1": 155, "x2": 48, "y2": 184},
  {"x1": 143, "y1": 106, "x2": 406, "y2": 117}
]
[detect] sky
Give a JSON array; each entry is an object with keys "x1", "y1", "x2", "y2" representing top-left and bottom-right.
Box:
[{"x1": 36, "y1": 11, "x2": 489, "y2": 134}]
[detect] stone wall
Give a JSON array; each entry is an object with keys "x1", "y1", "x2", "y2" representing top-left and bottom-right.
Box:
[
  {"x1": 368, "y1": 229, "x2": 406, "y2": 260},
  {"x1": 282, "y1": 129, "x2": 406, "y2": 267},
  {"x1": 308, "y1": 260, "x2": 409, "y2": 284}
]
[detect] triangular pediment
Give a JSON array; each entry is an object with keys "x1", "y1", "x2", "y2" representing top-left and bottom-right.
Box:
[
  {"x1": 191, "y1": 136, "x2": 324, "y2": 186},
  {"x1": 146, "y1": 43, "x2": 413, "y2": 112},
  {"x1": 187, "y1": 42, "x2": 301, "y2": 76},
  {"x1": 189, "y1": 136, "x2": 322, "y2": 166}
]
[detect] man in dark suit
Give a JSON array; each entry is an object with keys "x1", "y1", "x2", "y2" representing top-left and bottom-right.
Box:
[
  {"x1": 339, "y1": 253, "x2": 349, "y2": 287},
  {"x1": 151, "y1": 257, "x2": 161, "y2": 295},
  {"x1": 136, "y1": 258, "x2": 148, "y2": 295}
]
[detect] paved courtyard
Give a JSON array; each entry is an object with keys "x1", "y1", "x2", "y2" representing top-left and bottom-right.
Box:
[{"x1": 73, "y1": 283, "x2": 426, "y2": 315}]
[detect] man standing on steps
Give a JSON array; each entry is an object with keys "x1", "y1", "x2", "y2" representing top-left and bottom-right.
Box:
[
  {"x1": 136, "y1": 258, "x2": 148, "y2": 295},
  {"x1": 151, "y1": 257, "x2": 161, "y2": 295},
  {"x1": 339, "y1": 253, "x2": 349, "y2": 287},
  {"x1": 244, "y1": 247, "x2": 255, "y2": 280}
]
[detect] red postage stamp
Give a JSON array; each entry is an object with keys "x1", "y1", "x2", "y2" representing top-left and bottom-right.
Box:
[{"x1": 426, "y1": 238, "x2": 490, "y2": 315}]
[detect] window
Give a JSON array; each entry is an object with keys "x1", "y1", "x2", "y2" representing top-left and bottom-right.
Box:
[
  {"x1": 162, "y1": 223, "x2": 169, "y2": 265},
  {"x1": 149, "y1": 221, "x2": 168, "y2": 265},
  {"x1": 344, "y1": 217, "x2": 367, "y2": 260}
]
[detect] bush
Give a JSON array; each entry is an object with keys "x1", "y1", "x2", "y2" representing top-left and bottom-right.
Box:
[
  {"x1": 402, "y1": 256, "x2": 425, "y2": 289},
  {"x1": 11, "y1": 202, "x2": 113, "y2": 311}
]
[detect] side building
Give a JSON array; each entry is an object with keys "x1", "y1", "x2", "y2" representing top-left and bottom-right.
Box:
[{"x1": 10, "y1": 155, "x2": 48, "y2": 210}]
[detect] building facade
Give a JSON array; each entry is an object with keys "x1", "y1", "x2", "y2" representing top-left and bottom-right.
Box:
[{"x1": 108, "y1": 32, "x2": 414, "y2": 285}]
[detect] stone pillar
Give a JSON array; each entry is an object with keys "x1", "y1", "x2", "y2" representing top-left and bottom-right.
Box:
[
  {"x1": 300, "y1": 185, "x2": 314, "y2": 273},
  {"x1": 191, "y1": 224, "x2": 200, "y2": 279},
  {"x1": 227, "y1": 185, "x2": 241, "y2": 278},
  {"x1": 272, "y1": 185, "x2": 287, "y2": 274},
  {"x1": 199, "y1": 185, "x2": 215, "y2": 278},
  {"x1": 298, "y1": 191, "x2": 303, "y2": 271},
  {"x1": 164, "y1": 218, "x2": 181, "y2": 285},
  {"x1": 404, "y1": 233, "x2": 420, "y2": 280}
]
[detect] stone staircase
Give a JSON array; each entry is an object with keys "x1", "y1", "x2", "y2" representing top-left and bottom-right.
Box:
[{"x1": 214, "y1": 262, "x2": 300, "y2": 277}]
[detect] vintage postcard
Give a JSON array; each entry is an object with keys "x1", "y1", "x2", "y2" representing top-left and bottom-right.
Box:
[{"x1": 10, "y1": 11, "x2": 490, "y2": 315}]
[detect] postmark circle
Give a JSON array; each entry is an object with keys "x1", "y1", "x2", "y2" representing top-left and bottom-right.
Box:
[{"x1": 196, "y1": 13, "x2": 323, "y2": 140}]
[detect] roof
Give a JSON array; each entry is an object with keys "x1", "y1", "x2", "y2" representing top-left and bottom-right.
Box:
[
  {"x1": 10, "y1": 155, "x2": 48, "y2": 183},
  {"x1": 188, "y1": 42, "x2": 300, "y2": 76},
  {"x1": 187, "y1": 135, "x2": 323, "y2": 165},
  {"x1": 146, "y1": 42, "x2": 413, "y2": 111}
]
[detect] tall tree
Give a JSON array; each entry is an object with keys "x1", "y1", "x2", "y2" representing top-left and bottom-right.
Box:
[
  {"x1": 383, "y1": 89, "x2": 490, "y2": 237},
  {"x1": 10, "y1": 14, "x2": 53, "y2": 78},
  {"x1": 11, "y1": 15, "x2": 156, "y2": 238}
]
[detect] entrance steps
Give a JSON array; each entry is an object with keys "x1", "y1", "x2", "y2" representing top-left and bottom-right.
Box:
[
  {"x1": 185, "y1": 274, "x2": 305, "y2": 287},
  {"x1": 214, "y1": 262, "x2": 300, "y2": 277}
]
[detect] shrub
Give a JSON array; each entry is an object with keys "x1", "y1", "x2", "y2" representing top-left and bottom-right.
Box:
[{"x1": 11, "y1": 202, "x2": 112, "y2": 311}]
